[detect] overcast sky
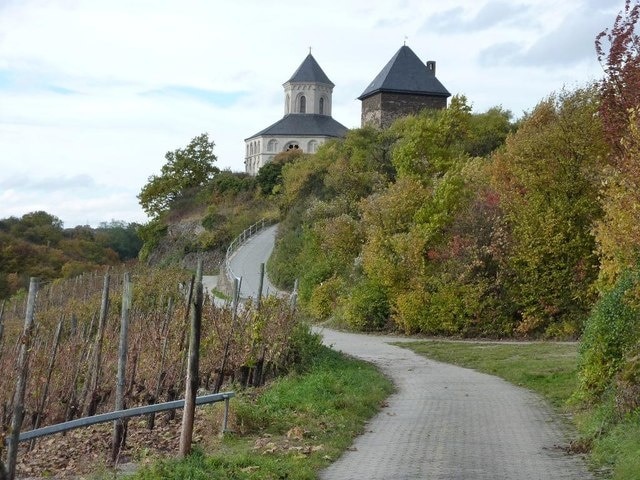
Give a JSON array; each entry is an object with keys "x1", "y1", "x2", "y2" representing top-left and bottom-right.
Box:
[{"x1": 0, "y1": 0, "x2": 624, "y2": 227}]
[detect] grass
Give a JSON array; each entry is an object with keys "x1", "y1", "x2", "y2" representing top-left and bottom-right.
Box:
[
  {"x1": 398, "y1": 341, "x2": 580, "y2": 408},
  {"x1": 588, "y1": 411, "x2": 640, "y2": 479},
  {"x1": 126, "y1": 346, "x2": 393, "y2": 480}
]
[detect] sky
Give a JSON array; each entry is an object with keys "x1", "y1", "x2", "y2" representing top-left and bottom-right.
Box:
[{"x1": 0, "y1": 0, "x2": 625, "y2": 228}]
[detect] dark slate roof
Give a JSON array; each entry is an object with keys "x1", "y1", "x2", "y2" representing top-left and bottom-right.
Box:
[
  {"x1": 286, "y1": 54, "x2": 334, "y2": 86},
  {"x1": 358, "y1": 45, "x2": 450, "y2": 100},
  {"x1": 247, "y1": 114, "x2": 348, "y2": 140}
]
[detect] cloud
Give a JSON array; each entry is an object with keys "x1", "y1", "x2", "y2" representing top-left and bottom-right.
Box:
[
  {"x1": 0, "y1": 174, "x2": 145, "y2": 227},
  {"x1": 479, "y1": 3, "x2": 615, "y2": 67},
  {"x1": 422, "y1": 2, "x2": 531, "y2": 34},
  {"x1": 141, "y1": 86, "x2": 247, "y2": 107},
  {"x1": 0, "y1": 174, "x2": 98, "y2": 191}
]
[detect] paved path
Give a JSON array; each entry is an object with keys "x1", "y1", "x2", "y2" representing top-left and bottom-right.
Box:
[
  {"x1": 317, "y1": 329, "x2": 592, "y2": 480},
  {"x1": 232, "y1": 226, "x2": 593, "y2": 480},
  {"x1": 228, "y1": 224, "x2": 280, "y2": 300}
]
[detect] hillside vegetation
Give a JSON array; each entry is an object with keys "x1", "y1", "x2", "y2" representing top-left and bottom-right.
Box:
[
  {"x1": 0, "y1": 212, "x2": 141, "y2": 299},
  {"x1": 136, "y1": 133, "x2": 279, "y2": 270},
  {"x1": 260, "y1": 4, "x2": 640, "y2": 476}
]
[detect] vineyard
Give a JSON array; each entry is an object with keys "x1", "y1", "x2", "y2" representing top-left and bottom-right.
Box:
[{"x1": 0, "y1": 265, "x2": 304, "y2": 478}]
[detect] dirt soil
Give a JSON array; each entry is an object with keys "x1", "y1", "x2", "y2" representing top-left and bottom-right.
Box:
[{"x1": 15, "y1": 406, "x2": 225, "y2": 479}]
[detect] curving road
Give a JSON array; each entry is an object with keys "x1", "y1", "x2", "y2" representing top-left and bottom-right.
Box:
[
  {"x1": 232, "y1": 225, "x2": 593, "y2": 480},
  {"x1": 228, "y1": 224, "x2": 281, "y2": 300}
]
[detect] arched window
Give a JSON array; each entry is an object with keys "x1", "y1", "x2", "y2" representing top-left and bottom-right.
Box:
[
  {"x1": 250, "y1": 143, "x2": 253, "y2": 155},
  {"x1": 285, "y1": 94, "x2": 290, "y2": 114},
  {"x1": 268, "y1": 139, "x2": 278, "y2": 152},
  {"x1": 299, "y1": 95, "x2": 306, "y2": 113},
  {"x1": 308, "y1": 140, "x2": 319, "y2": 153},
  {"x1": 319, "y1": 97, "x2": 324, "y2": 115}
]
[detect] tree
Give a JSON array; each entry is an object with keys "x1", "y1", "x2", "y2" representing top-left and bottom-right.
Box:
[
  {"x1": 594, "y1": 0, "x2": 640, "y2": 286},
  {"x1": 138, "y1": 133, "x2": 219, "y2": 217},
  {"x1": 491, "y1": 87, "x2": 606, "y2": 336},
  {"x1": 95, "y1": 221, "x2": 143, "y2": 260},
  {"x1": 390, "y1": 95, "x2": 472, "y2": 180},
  {"x1": 256, "y1": 161, "x2": 284, "y2": 195},
  {"x1": 596, "y1": 0, "x2": 640, "y2": 157},
  {"x1": 7, "y1": 211, "x2": 64, "y2": 246},
  {"x1": 464, "y1": 106, "x2": 515, "y2": 157}
]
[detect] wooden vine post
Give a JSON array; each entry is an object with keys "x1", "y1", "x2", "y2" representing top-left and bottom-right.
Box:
[
  {"x1": 147, "y1": 297, "x2": 174, "y2": 430},
  {"x1": 214, "y1": 277, "x2": 241, "y2": 393},
  {"x1": 0, "y1": 299, "x2": 5, "y2": 354},
  {"x1": 6, "y1": 277, "x2": 39, "y2": 480},
  {"x1": 111, "y1": 273, "x2": 132, "y2": 463},
  {"x1": 179, "y1": 260, "x2": 203, "y2": 457},
  {"x1": 257, "y1": 262, "x2": 265, "y2": 309},
  {"x1": 85, "y1": 273, "x2": 110, "y2": 416},
  {"x1": 29, "y1": 318, "x2": 64, "y2": 451}
]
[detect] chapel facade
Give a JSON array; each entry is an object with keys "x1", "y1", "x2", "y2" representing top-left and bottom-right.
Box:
[{"x1": 244, "y1": 54, "x2": 348, "y2": 176}]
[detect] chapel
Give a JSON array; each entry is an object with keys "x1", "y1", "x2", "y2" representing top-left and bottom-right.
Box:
[{"x1": 244, "y1": 53, "x2": 348, "y2": 176}]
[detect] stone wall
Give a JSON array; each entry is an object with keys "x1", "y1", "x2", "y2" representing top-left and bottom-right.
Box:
[{"x1": 361, "y1": 92, "x2": 447, "y2": 128}]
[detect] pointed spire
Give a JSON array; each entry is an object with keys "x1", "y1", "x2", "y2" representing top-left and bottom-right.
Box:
[{"x1": 287, "y1": 53, "x2": 334, "y2": 86}]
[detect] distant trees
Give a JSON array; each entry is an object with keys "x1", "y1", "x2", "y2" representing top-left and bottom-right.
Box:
[
  {"x1": 0, "y1": 213, "x2": 141, "y2": 299},
  {"x1": 138, "y1": 133, "x2": 220, "y2": 217},
  {"x1": 95, "y1": 221, "x2": 143, "y2": 260},
  {"x1": 0, "y1": 210, "x2": 64, "y2": 246}
]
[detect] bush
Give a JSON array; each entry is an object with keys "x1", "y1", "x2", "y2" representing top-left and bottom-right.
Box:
[
  {"x1": 578, "y1": 267, "x2": 640, "y2": 401},
  {"x1": 340, "y1": 277, "x2": 389, "y2": 331},
  {"x1": 306, "y1": 275, "x2": 345, "y2": 321},
  {"x1": 393, "y1": 288, "x2": 429, "y2": 334},
  {"x1": 137, "y1": 218, "x2": 168, "y2": 261},
  {"x1": 201, "y1": 206, "x2": 226, "y2": 231}
]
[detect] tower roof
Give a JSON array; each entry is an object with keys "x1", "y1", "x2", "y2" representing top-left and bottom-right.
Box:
[
  {"x1": 358, "y1": 45, "x2": 450, "y2": 100},
  {"x1": 246, "y1": 114, "x2": 348, "y2": 140},
  {"x1": 286, "y1": 53, "x2": 334, "y2": 86}
]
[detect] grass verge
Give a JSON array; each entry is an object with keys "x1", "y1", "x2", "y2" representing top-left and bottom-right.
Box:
[{"x1": 127, "y1": 346, "x2": 393, "y2": 480}]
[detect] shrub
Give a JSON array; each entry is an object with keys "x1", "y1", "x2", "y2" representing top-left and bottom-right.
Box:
[
  {"x1": 306, "y1": 275, "x2": 345, "y2": 321},
  {"x1": 393, "y1": 288, "x2": 429, "y2": 334},
  {"x1": 341, "y1": 277, "x2": 389, "y2": 331},
  {"x1": 578, "y1": 267, "x2": 640, "y2": 401}
]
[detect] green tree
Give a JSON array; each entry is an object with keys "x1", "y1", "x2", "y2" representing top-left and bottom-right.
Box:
[
  {"x1": 464, "y1": 106, "x2": 515, "y2": 157},
  {"x1": 95, "y1": 221, "x2": 143, "y2": 260},
  {"x1": 256, "y1": 161, "x2": 284, "y2": 195},
  {"x1": 6, "y1": 211, "x2": 64, "y2": 246},
  {"x1": 138, "y1": 133, "x2": 219, "y2": 217},
  {"x1": 491, "y1": 87, "x2": 606, "y2": 337},
  {"x1": 390, "y1": 94, "x2": 471, "y2": 179}
]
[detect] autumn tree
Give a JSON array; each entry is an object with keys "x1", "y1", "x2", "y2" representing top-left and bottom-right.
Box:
[
  {"x1": 0, "y1": 211, "x2": 64, "y2": 246},
  {"x1": 491, "y1": 87, "x2": 607, "y2": 337},
  {"x1": 596, "y1": 0, "x2": 640, "y2": 156},
  {"x1": 594, "y1": 0, "x2": 640, "y2": 286},
  {"x1": 138, "y1": 133, "x2": 220, "y2": 217}
]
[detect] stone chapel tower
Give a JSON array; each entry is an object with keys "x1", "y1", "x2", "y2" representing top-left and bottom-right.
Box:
[{"x1": 359, "y1": 45, "x2": 451, "y2": 129}]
